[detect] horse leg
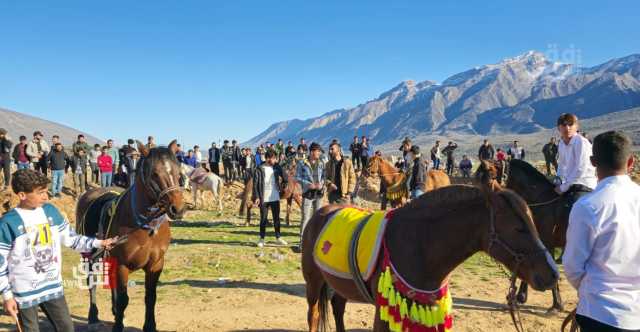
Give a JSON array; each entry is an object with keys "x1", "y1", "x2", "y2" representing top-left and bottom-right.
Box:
[
  {"x1": 192, "y1": 186, "x2": 198, "y2": 210},
  {"x1": 286, "y1": 196, "x2": 292, "y2": 227},
  {"x1": 373, "y1": 306, "x2": 389, "y2": 332},
  {"x1": 516, "y1": 280, "x2": 528, "y2": 304},
  {"x1": 87, "y1": 261, "x2": 101, "y2": 331},
  {"x1": 549, "y1": 282, "x2": 564, "y2": 312},
  {"x1": 143, "y1": 262, "x2": 163, "y2": 332},
  {"x1": 246, "y1": 204, "x2": 252, "y2": 226},
  {"x1": 112, "y1": 265, "x2": 130, "y2": 332},
  {"x1": 330, "y1": 293, "x2": 347, "y2": 332}
]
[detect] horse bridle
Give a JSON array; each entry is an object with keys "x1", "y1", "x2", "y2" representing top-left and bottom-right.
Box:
[
  {"x1": 134, "y1": 156, "x2": 183, "y2": 222},
  {"x1": 485, "y1": 195, "x2": 549, "y2": 332}
]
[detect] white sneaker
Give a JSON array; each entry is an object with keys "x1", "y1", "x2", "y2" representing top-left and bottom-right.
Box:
[
  {"x1": 257, "y1": 239, "x2": 265, "y2": 248},
  {"x1": 276, "y1": 238, "x2": 288, "y2": 246}
]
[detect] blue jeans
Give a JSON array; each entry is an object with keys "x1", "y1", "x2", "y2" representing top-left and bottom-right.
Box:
[
  {"x1": 101, "y1": 172, "x2": 112, "y2": 187},
  {"x1": 410, "y1": 189, "x2": 424, "y2": 199},
  {"x1": 432, "y1": 158, "x2": 441, "y2": 170},
  {"x1": 51, "y1": 170, "x2": 64, "y2": 195},
  {"x1": 17, "y1": 162, "x2": 30, "y2": 170}
]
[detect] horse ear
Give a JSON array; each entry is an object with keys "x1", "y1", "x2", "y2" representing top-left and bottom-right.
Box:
[
  {"x1": 168, "y1": 139, "x2": 178, "y2": 154},
  {"x1": 136, "y1": 140, "x2": 150, "y2": 157}
]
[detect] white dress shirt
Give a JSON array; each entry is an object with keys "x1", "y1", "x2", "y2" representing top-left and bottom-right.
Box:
[
  {"x1": 557, "y1": 134, "x2": 597, "y2": 192},
  {"x1": 563, "y1": 175, "x2": 640, "y2": 329}
]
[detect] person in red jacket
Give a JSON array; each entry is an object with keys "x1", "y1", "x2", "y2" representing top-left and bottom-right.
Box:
[{"x1": 97, "y1": 146, "x2": 114, "y2": 187}]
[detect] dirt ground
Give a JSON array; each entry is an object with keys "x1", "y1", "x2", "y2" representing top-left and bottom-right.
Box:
[{"x1": 3, "y1": 161, "x2": 639, "y2": 332}]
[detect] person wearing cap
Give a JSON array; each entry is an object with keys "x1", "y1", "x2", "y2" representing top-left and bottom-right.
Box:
[
  {"x1": 563, "y1": 131, "x2": 640, "y2": 331},
  {"x1": 408, "y1": 145, "x2": 426, "y2": 199},
  {"x1": 0, "y1": 128, "x2": 13, "y2": 190},
  {"x1": 26, "y1": 131, "x2": 50, "y2": 176},
  {"x1": 325, "y1": 142, "x2": 356, "y2": 204},
  {"x1": 296, "y1": 142, "x2": 325, "y2": 248},
  {"x1": 555, "y1": 113, "x2": 597, "y2": 199}
]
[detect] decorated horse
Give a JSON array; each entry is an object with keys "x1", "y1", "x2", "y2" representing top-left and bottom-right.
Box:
[
  {"x1": 180, "y1": 163, "x2": 225, "y2": 213},
  {"x1": 239, "y1": 163, "x2": 302, "y2": 226},
  {"x1": 365, "y1": 155, "x2": 451, "y2": 208},
  {"x1": 301, "y1": 180, "x2": 559, "y2": 332},
  {"x1": 476, "y1": 159, "x2": 576, "y2": 312},
  {"x1": 76, "y1": 140, "x2": 185, "y2": 332}
]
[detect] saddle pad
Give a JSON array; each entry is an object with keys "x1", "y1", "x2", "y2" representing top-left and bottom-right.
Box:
[{"x1": 313, "y1": 207, "x2": 389, "y2": 280}]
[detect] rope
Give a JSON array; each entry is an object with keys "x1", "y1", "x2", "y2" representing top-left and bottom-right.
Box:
[{"x1": 527, "y1": 196, "x2": 562, "y2": 208}]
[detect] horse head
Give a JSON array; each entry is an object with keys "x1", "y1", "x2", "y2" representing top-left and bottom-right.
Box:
[
  {"x1": 478, "y1": 178, "x2": 559, "y2": 292},
  {"x1": 135, "y1": 139, "x2": 186, "y2": 220}
]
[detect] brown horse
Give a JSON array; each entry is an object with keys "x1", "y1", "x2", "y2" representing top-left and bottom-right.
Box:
[
  {"x1": 477, "y1": 159, "x2": 571, "y2": 311},
  {"x1": 365, "y1": 155, "x2": 451, "y2": 207},
  {"x1": 239, "y1": 164, "x2": 302, "y2": 226},
  {"x1": 302, "y1": 182, "x2": 559, "y2": 331},
  {"x1": 76, "y1": 140, "x2": 185, "y2": 332}
]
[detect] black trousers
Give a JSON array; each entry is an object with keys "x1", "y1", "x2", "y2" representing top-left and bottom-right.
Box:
[
  {"x1": 209, "y1": 162, "x2": 219, "y2": 176},
  {"x1": 223, "y1": 161, "x2": 233, "y2": 182},
  {"x1": 0, "y1": 153, "x2": 10, "y2": 187},
  {"x1": 577, "y1": 314, "x2": 639, "y2": 332},
  {"x1": 360, "y1": 155, "x2": 368, "y2": 170},
  {"x1": 19, "y1": 296, "x2": 74, "y2": 332},
  {"x1": 352, "y1": 154, "x2": 361, "y2": 170},
  {"x1": 259, "y1": 200, "x2": 281, "y2": 239},
  {"x1": 446, "y1": 159, "x2": 454, "y2": 175}
]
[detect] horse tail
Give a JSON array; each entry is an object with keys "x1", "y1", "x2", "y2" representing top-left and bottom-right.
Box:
[{"x1": 318, "y1": 283, "x2": 330, "y2": 332}]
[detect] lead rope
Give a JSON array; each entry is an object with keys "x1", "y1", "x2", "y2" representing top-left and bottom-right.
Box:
[{"x1": 561, "y1": 309, "x2": 579, "y2": 332}]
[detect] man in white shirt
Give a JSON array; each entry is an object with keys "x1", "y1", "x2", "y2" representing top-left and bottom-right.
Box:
[
  {"x1": 253, "y1": 149, "x2": 288, "y2": 248},
  {"x1": 563, "y1": 130, "x2": 640, "y2": 332},
  {"x1": 507, "y1": 140, "x2": 525, "y2": 160},
  {"x1": 555, "y1": 113, "x2": 597, "y2": 195}
]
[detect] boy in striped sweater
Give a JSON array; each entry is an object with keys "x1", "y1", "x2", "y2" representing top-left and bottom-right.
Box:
[{"x1": 0, "y1": 169, "x2": 117, "y2": 331}]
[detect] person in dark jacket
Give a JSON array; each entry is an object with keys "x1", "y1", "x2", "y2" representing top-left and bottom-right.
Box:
[
  {"x1": 409, "y1": 145, "x2": 426, "y2": 199},
  {"x1": 208, "y1": 142, "x2": 221, "y2": 176},
  {"x1": 0, "y1": 128, "x2": 13, "y2": 189},
  {"x1": 542, "y1": 137, "x2": 559, "y2": 176},
  {"x1": 12, "y1": 136, "x2": 31, "y2": 171},
  {"x1": 478, "y1": 139, "x2": 495, "y2": 161},
  {"x1": 349, "y1": 136, "x2": 361, "y2": 171},
  {"x1": 222, "y1": 140, "x2": 234, "y2": 184},
  {"x1": 253, "y1": 149, "x2": 288, "y2": 247},
  {"x1": 360, "y1": 136, "x2": 370, "y2": 170},
  {"x1": 48, "y1": 143, "x2": 68, "y2": 197},
  {"x1": 442, "y1": 141, "x2": 458, "y2": 176}
]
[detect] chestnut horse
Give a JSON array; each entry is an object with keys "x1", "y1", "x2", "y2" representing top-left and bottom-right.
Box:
[
  {"x1": 239, "y1": 164, "x2": 302, "y2": 226},
  {"x1": 76, "y1": 140, "x2": 185, "y2": 332},
  {"x1": 365, "y1": 155, "x2": 451, "y2": 207},
  {"x1": 477, "y1": 159, "x2": 571, "y2": 311},
  {"x1": 301, "y1": 182, "x2": 559, "y2": 331}
]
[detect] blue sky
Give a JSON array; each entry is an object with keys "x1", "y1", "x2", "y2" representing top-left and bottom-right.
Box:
[{"x1": 1, "y1": 1, "x2": 638, "y2": 148}]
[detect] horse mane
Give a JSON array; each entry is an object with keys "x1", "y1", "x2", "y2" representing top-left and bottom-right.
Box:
[
  {"x1": 509, "y1": 159, "x2": 554, "y2": 188},
  {"x1": 405, "y1": 185, "x2": 485, "y2": 212}
]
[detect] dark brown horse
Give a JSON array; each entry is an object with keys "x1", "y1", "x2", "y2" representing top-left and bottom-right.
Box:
[
  {"x1": 76, "y1": 140, "x2": 185, "y2": 332},
  {"x1": 365, "y1": 155, "x2": 451, "y2": 207},
  {"x1": 302, "y1": 182, "x2": 559, "y2": 331},
  {"x1": 476, "y1": 159, "x2": 571, "y2": 311},
  {"x1": 239, "y1": 164, "x2": 302, "y2": 226}
]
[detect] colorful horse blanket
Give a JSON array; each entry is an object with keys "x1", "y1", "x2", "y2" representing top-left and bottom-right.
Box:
[{"x1": 313, "y1": 207, "x2": 389, "y2": 280}]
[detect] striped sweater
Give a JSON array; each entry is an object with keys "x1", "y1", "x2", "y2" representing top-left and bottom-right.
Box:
[{"x1": 0, "y1": 203, "x2": 102, "y2": 308}]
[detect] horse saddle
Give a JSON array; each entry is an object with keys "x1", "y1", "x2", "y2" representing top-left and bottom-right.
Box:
[
  {"x1": 313, "y1": 207, "x2": 389, "y2": 281},
  {"x1": 190, "y1": 168, "x2": 209, "y2": 185}
]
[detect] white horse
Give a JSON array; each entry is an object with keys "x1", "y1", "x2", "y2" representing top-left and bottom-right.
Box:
[{"x1": 180, "y1": 163, "x2": 225, "y2": 213}]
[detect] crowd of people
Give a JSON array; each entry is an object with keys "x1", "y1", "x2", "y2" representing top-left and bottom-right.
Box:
[{"x1": 0, "y1": 112, "x2": 638, "y2": 331}]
